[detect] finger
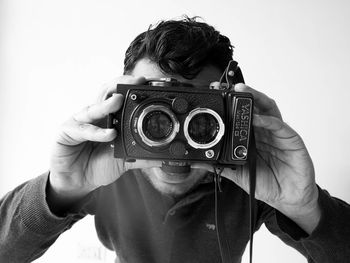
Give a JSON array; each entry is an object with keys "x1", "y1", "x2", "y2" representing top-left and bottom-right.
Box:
[
  {"x1": 58, "y1": 121, "x2": 117, "y2": 145},
  {"x1": 99, "y1": 75, "x2": 147, "y2": 101},
  {"x1": 254, "y1": 114, "x2": 307, "y2": 153},
  {"x1": 209, "y1": 81, "x2": 221, "y2": 89},
  {"x1": 190, "y1": 162, "x2": 214, "y2": 172},
  {"x1": 73, "y1": 93, "x2": 124, "y2": 123},
  {"x1": 125, "y1": 159, "x2": 163, "y2": 170},
  {"x1": 235, "y1": 83, "x2": 282, "y2": 119},
  {"x1": 253, "y1": 114, "x2": 297, "y2": 139}
]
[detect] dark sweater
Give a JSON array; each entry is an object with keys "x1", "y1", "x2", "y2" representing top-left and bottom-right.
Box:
[{"x1": 0, "y1": 170, "x2": 349, "y2": 263}]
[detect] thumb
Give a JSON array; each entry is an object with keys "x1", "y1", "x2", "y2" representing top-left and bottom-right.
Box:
[
  {"x1": 124, "y1": 159, "x2": 163, "y2": 171},
  {"x1": 190, "y1": 162, "x2": 214, "y2": 172}
]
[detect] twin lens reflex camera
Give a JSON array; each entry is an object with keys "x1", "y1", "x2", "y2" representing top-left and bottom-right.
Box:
[{"x1": 107, "y1": 75, "x2": 254, "y2": 168}]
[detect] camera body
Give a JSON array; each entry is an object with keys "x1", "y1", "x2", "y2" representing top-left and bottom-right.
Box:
[{"x1": 108, "y1": 78, "x2": 253, "y2": 167}]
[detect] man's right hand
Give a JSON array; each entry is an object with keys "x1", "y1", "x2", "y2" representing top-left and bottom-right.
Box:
[{"x1": 48, "y1": 76, "x2": 161, "y2": 208}]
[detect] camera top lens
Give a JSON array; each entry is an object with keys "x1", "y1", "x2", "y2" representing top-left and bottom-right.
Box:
[{"x1": 184, "y1": 108, "x2": 225, "y2": 149}]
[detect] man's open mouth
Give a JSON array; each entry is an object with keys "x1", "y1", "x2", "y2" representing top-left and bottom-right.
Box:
[{"x1": 161, "y1": 161, "x2": 191, "y2": 173}]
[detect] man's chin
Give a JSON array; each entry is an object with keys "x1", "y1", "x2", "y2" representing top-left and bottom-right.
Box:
[
  {"x1": 157, "y1": 171, "x2": 193, "y2": 184},
  {"x1": 146, "y1": 167, "x2": 193, "y2": 183}
]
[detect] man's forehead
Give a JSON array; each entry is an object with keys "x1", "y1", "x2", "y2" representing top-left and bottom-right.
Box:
[{"x1": 130, "y1": 58, "x2": 223, "y2": 86}]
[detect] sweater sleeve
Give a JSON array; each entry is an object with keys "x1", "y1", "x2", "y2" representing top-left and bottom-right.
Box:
[
  {"x1": 0, "y1": 172, "x2": 87, "y2": 263},
  {"x1": 262, "y1": 187, "x2": 350, "y2": 263}
]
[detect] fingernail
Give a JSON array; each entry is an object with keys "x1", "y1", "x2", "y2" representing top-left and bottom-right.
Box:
[
  {"x1": 234, "y1": 84, "x2": 245, "y2": 91},
  {"x1": 110, "y1": 93, "x2": 122, "y2": 101},
  {"x1": 104, "y1": 128, "x2": 116, "y2": 134}
]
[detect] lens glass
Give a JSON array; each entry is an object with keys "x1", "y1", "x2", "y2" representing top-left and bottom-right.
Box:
[
  {"x1": 142, "y1": 111, "x2": 173, "y2": 141},
  {"x1": 188, "y1": 113, "x2": 219, "y2": 144}
]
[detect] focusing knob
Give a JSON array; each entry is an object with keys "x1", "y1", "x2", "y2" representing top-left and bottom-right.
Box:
[
  {"x1": 172, "y1": 97, "x2": 189, "y2": 114},
  {"x1": 169, "y1": 141, "x2": 187, "y2": 157},
  {"x1": 234, "y1": 145, "x2": 248, "y2": 159}
]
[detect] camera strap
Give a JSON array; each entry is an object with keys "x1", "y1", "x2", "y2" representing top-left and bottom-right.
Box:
[{"x1": 214, "y1": 131, "x2": 257, "y2": 263}]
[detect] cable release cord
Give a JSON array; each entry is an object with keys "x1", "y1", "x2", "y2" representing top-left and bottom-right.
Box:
[{"x1": 214, "y1": 132, "x2": 257, "y2": 263}]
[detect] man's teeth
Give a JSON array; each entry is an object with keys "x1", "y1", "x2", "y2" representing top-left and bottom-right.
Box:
[{"x1": 163, "y1": 161, "x2": 190, "y2": 167}]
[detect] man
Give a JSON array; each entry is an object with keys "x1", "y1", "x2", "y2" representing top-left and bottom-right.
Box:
[{"x1": 0, "y1": 17, "x2": 349, "y2": 263}]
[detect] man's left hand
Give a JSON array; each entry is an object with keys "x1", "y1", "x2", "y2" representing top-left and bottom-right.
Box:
[{"x1": 194, "y1": 84, "x2": 321, "y2": 234}]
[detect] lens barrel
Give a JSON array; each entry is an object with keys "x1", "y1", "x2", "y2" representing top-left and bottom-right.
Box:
[
  {"x1": 184, "y1": 108, "x2": 225, "y2": 149},
  {"x1": 137, "y1": 104, "x2": 180, "y2": 147}
]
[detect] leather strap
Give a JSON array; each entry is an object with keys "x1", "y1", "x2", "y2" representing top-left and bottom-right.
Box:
[
  {"x1": 214, "y1": 131, "x2": 257, "y2": 263},
  {"x1": 248, "y1": 132, "x2": 257, "y2": 263},
  {"x1": 214, "y1": 168, "x2": 232, "y2": 263}
]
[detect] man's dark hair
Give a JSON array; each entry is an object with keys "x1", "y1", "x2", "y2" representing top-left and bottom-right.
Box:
[{"x1": 123, "y1": 16, "x2": 234, "y2": 79}]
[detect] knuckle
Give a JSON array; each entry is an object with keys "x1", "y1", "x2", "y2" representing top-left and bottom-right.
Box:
[
  {"x1": 267, "y1": 99, "x2": 279, "y2": 112},
  {"x1": 100, "y1": 85, "x2": 119, "y2": 102},
  {"x1": 98, "y1": 90, "x2": 109, "y2": 102},
  {"x1": 56, "y1": 127, "x2": 75, "y2": 145},
  {"x1": 119, "y1": 75, "x2": 135, "y2": 84},
  {"x1": 234, "y1": 83, "x2": 247, "y2": 90},
  {"x1": 119, "y1": 75, "x2": 146, "y2": 84},
  {"x1": 78, "y1": 123, "x2": 88, "y2": 130},
  {"x1": 85, "y1": 104, "x2": 93, "y2": 115},
  {"x1": 60, "y1": 118, "x2": 76, "y2": 133},
  {"x1": 270, "y1": 99, "x2": 277, "y2": 107}
]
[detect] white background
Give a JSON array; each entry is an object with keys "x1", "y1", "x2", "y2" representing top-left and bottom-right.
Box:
[{"x1": 1, "y1": 0, "x2": 350, "y2": 262}]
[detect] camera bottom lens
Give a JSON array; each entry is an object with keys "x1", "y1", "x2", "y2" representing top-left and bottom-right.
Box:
[{"x1": 143, "y1": 111, "x2": 173, "y2": 141}]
